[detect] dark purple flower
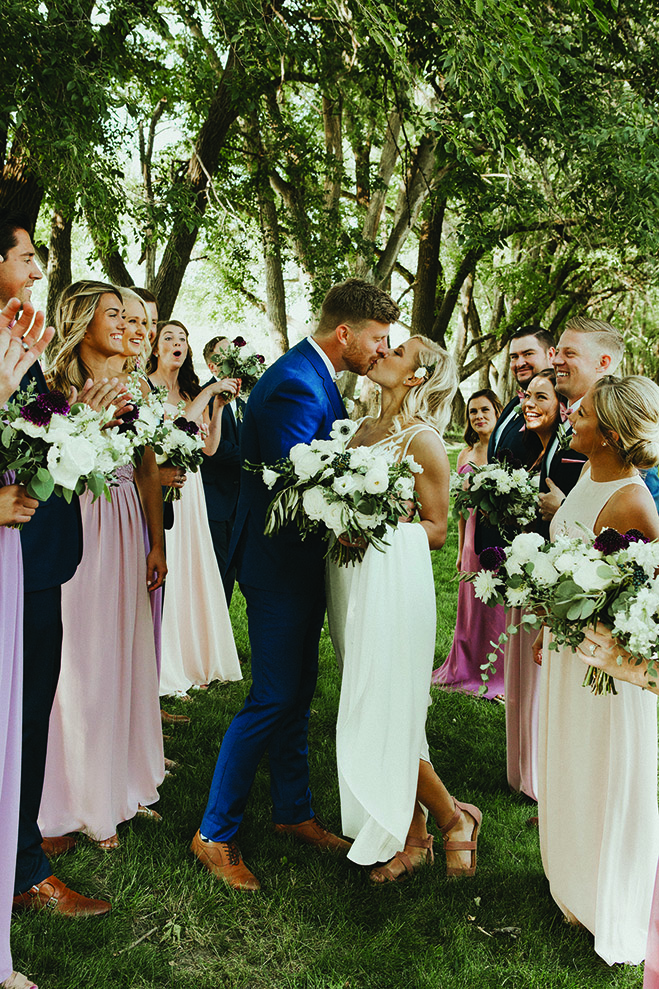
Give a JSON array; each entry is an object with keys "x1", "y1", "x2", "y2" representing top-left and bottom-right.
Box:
[
  {"x1": 480, "y1": 546, "x2": 507, "y2": 572},
  {"x1": 174, "y1": 416, "x2": 199, "y2": 436},
  {"x1": 20, "y1": 401, "x2": 52, "y2": 426},
  {"x1": 593, "y1": 529, "x2": 629, "y2": 554},
  {"x1": 256, "y1": 354, "x2": 265, "y2": 364},
  {"x1": 37, "y1": 390, "x2": 70, "y2": 416},
  {"x1": 232, "y1": 336, "x2": 247, "y2": 348},
  {"x1": 625, "y1": 528, "x2": 649, "y2": 544},
  {"x1": 117, "y1": 406, "x2": 140, "y2": 433}
]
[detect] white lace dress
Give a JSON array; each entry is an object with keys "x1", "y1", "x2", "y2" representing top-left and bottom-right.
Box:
[
  {"x1": 538, "y1": 466, "x2": 659, "y2": 964},
  {"x1": 326, "y1": 424, "x2": 439, "y2": 866}
]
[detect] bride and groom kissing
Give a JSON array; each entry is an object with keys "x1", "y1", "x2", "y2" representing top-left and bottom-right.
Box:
[{"x1": 191, "y1": 277, "x2": 481, "y2": 889}]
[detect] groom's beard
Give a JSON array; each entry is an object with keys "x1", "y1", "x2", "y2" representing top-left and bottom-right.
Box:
[{"x1": 342, "y1": 338, "x2": 382, "y2": 376}]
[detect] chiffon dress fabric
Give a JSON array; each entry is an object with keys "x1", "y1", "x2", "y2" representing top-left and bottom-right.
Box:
[
  {"x1": 646, "y1": 872, "x2": 659, "y2": 988},
  {"x1": 0, "y1": 474, "x2": 23, "y2": 982},
  {"x1": 538, "y1": 466, "x2": 659, "y2": 965},
  {"x1": 502, "y1": 610, "x2": 540, "y2": 800},
  {"x1": 39, "y1": 466, "x2": 164, "y2": 842},
  {"x1": 158, "y1": 405, "x2": 241, "y2": 697},
  {"x1": 326, "y1": 424, "x2": 438, "y2": 866},
  {"x1": 432, "y1": 463, "x2": 506, "y2": 698}
]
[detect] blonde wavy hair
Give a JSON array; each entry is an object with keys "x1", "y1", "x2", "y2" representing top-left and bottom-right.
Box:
[
  {"x1": 119, "y1": 286, "x2": 151, "y2": 371},
  {"x1": 393, "y1": 335, "x2": 458, "y2": 436},
  {"x1": 48, "y1": 281, "x2": 121, "y2": 393},
  {"x1": 592, "y1": 375, "x2": 659, "y2": 470}
]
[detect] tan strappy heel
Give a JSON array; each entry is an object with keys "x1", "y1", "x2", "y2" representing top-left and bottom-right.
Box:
[{"x1": 369, "y1": 833, "x2": 434, "y2": 883}]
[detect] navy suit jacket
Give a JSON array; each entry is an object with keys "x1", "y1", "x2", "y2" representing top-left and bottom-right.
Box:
[
  {"x1": 228, "y1": 338, "x2": 346, "y2": 593},
  {"x1": 200, "y1": 380, "x2": 241, "y2": 522},
  {"x1": 17, "y1": 364, "x2": 82, "y2": 592}
]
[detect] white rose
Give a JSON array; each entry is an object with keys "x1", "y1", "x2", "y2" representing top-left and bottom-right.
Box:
[
  {"x1": 394, "y1": 476, "x2": 415, "y2": 500},
  {"x1": 363, "y1": 466, "x2": 389, "y2": 494},
  {"x1": 353, "y1": 509, "x2": 385, "y2": 530},
  {"x1": 290, "y1": 444, "x2": 324, "y2": 480},
  {"x1": 571, "y1": 559, "x2": 617, "y2": 592},
  {"x1": 528, "y1": 554, "x2": 560, "y2": 586},
  {"x1": 11, "y1": 419, "x2": 45, "y2": 438},
  {"x1": 302, "y1": 486, "x2": 331, "y2": 522},
  {"x1": 508, "y1": 531, "x2": 546, "y2": 565},
  {"x1": 323, "y1": 500, "x2": 348, "y2": 536},
  {"x1": 48, "y1": 435, "x2": 97, "y2": 490}
]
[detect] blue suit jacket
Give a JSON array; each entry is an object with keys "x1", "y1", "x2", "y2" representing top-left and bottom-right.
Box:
[
  {"x1": 228, "y1": 338, "x2": 346, "y2": 593},
  {"x1": 17, "y1": 364, "x2": 82, "y2": 592},
  {"x1": 200, "y1": 380, "x2": 241, "y2": 522}
]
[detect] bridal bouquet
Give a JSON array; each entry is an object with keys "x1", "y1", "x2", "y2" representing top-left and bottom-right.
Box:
[
  {"x1": 120, "y1": 374, "x2": 169, "y2": 459},
  {"x1": 252, "y1": 418, "x2": 422, "y2": 566},
  {"x1": 466, "y1": 526, "x2": 659, "y2": 694},
  {"x1": 154, "y1": 414, "x2": 205, "y2": 502},
  {"x1": 452, "y1": 460, "x2": 538, "y2": 532},
  {"x1": 210, "y1": 336, "x2": 266, "y2": 418},
  {"x1": 0, "y1": 384, "x2": 134, "y2": 523}
]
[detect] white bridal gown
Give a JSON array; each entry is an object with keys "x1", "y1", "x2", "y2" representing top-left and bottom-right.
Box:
[
  {"x1": 538, "y1": 466, "x2": 659, "y2": 965},
  {"x1": 326, "y1": 423, "x2": 439, "y2": 866}
]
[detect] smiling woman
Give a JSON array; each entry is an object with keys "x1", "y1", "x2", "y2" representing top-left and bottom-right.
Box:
[{"x1": 39, "y1": 280, "x2": 167, "y2": 850}]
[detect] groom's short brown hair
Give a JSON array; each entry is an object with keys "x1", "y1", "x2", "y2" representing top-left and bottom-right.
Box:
[{"x1": 315, "y1": 278, "x2": 400, "y2": 336}]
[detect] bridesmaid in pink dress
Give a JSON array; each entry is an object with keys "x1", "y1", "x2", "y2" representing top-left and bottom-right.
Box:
[
  {"x1": 433, "y1": 389, "x2": 506, "y2": 699},
  {"x1": 38, "y1": 281, "x2": 167, "y2": 850}
]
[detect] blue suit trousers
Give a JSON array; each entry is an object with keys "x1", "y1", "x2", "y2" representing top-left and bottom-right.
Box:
[{"x1": 201, "y1": 579, "x2": 326, "y2": 841}]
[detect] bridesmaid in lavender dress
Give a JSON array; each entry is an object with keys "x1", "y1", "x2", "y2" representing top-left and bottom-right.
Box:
[
  {"x1": 0, "y1": 298, "x2": 51, "y2": 989},
  {"x1": 433, "y1": 389, "x2": 506, "y2": 699},
  {"x1": 38, "y1": 282, "x2": 167, "y2": 850}
]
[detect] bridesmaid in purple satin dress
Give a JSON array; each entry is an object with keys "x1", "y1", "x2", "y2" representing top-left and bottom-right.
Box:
[{"x1": 433, "y1": 390, "x2": 506, "y2": 699}]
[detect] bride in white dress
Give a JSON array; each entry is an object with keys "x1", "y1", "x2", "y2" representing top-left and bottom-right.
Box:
[{"x1": 326, "y1": 334, "x2": 482, "y2": 882}]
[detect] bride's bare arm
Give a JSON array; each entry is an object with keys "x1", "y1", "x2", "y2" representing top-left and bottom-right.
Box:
[{"x1": 407, "y1": 430, "x2": 450, "y2": 550}]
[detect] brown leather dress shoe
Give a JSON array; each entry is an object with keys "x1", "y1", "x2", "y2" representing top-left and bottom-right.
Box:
[
  {"x1": 274, "y1": 816, "x2": 351, "y2": 853},
  {"x1": 190, "y1": 830, "x2": 260, "y2": 891},
  {"x1": 41, "y1": 834, "x2": 77, "y2": 857},
  {"x1": 12, "y1": 875, "x2": 111, "y2": 917}
]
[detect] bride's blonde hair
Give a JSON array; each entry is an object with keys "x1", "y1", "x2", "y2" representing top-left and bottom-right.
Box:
[
  {"x1": 48, "y1": 280, "x2": 121, "y2": 393},
  {"x1": 393, "y1": 335, "x2": 458, "y2": 436}
]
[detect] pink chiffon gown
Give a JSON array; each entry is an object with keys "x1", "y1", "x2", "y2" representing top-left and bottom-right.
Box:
[
  {"x1": 39, "y1": 466, "x2": 164, "y2": 842},
  {"x1": 0, "y1": 475, "x2": 23, "y2": 983},
  {"x1": 433, "y1": 465, "x2": 506, "y2": 698},
  {"x1": 646, "y1": 873, "x2": 659, "y2": 987}
]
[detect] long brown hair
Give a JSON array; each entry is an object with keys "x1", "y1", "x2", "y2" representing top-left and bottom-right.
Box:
[
  {"x1": 463, "y1": 389, "x2": 503, "y2": 448},
  {"x1": 147, "y1": 319, "x2": 201, "y2": 401}
]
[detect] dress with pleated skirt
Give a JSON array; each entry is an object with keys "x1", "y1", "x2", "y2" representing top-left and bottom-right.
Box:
[
  {"x1": 39, "y1": 466, "x2": 164, "y2": 842},
  {"x1": 538, "y1": 466, "x2": 659, "y2": 965},
  {"x1": 158, "y1": 405, "x2": 241, "y2": 697}
]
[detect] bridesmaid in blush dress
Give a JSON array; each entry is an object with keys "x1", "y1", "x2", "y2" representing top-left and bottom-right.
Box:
[
  {"x1": 536, "y1": 375, "x2": 659, "y2": 965},
  {"x1": 38, "y1": 281, "x2": 167, "y2": 849},
  {"x1": 147, "y1": 320, "x2": 242, "y2": 698},
  {"x1": 432, "y1": 389, "x2": 506, "y2": 699}
]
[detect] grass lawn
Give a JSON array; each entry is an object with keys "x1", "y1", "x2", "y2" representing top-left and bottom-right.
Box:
[{"x1": 11, "y1": 445, "x2": 646, "y2": 988}]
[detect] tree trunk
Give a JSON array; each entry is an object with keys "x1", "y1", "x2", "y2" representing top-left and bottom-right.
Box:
[
  {"x1": 411, "y1": 198, "x2": 445, "y2": 341},
  {"x1": 322, "y1": 93, "x2": 343, "y2": 214},
  {"x1": 154, "y1": 47, "x2": 241, "y2": 319},
  {"x1": 251, "y1": 120, "x2": 289, "y2": 354},
  {"x1": 354, "y1": 111, "x2": 401, "y2": 278},
  {"x1": 45, "y1": 210, "x2": 73, "y2": 332}
]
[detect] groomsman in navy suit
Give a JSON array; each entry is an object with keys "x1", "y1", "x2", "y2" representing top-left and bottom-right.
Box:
[
  {"x1": 539, "y1": 316, "x2": 625, "y2": 524},
  {"x1": 192, "y1": 279, "x2": 399, "y2": 890},
  {"x1": 200, "y1": 335, "x2": 242, "y2": 605},
  {"x1": 0, "y1": 211, "x2": 112, "y2": 916},
  {"x1": 475, "y1": 326, "x2": 555, "y2": 552}
]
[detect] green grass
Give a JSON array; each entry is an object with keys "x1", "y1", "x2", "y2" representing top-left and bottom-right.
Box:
[{"x1": 11, "y1": 445, "x2": 646, "y2": 988}]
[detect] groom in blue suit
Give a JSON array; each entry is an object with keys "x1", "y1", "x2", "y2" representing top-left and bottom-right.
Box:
[{"x1": 192, "y1": 279, "x2": 399, "y2": 889}]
